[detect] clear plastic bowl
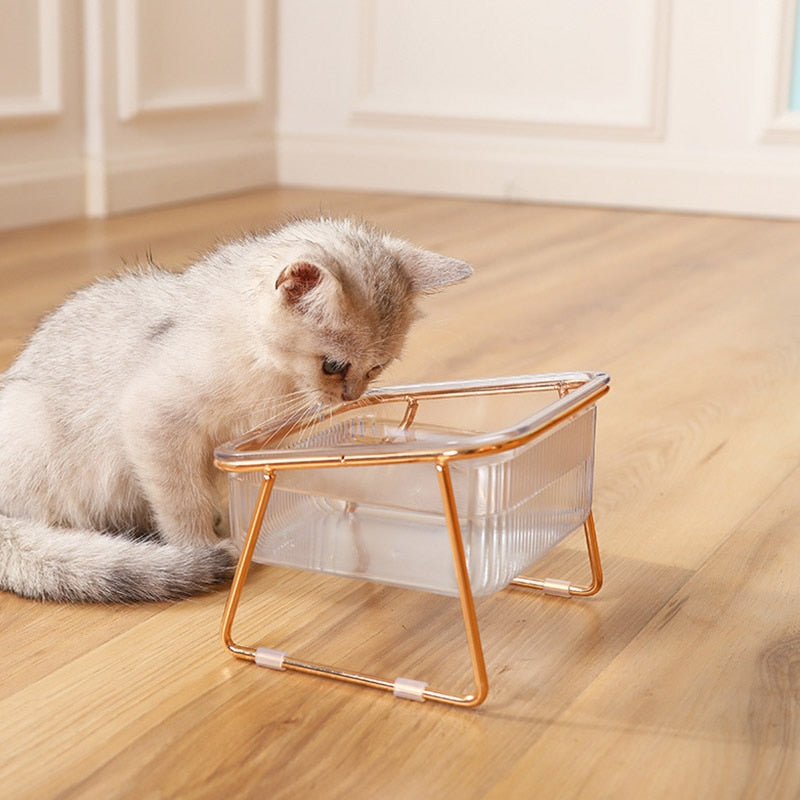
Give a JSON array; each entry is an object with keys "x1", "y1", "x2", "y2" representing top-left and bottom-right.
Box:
[{"x1": 216, "y1": 372, "x2": 608, "y2": 597}]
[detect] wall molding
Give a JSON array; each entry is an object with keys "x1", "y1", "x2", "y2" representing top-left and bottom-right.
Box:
[
  {"x1": 0, "y1": 0, "x2": 61, "y2": 121},
  {"x1": 351, "y1": 0, "x2": 671, "y2": 142},
  {"x1": 116, "y1": 0, "x2": 265, "y2": 121},
  {"x1": 760, "y1": 0, "x2": 800, "y2": 143}
]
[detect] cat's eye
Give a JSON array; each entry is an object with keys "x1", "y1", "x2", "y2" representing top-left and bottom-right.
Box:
[
  {"x1": 366, "y1": 365, "x2": 383, "y2": 380},
  {"x1": 322, "y1": 357, "x2": 349, "y2": 376}
]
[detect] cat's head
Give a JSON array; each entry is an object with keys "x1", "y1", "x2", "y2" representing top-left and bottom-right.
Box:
[{"x1": 263, "y1": 218, "x2": 472, "y2": 406}]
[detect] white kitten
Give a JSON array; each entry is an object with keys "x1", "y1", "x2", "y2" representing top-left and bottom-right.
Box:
[{"x1": 0, "y1": 218, "x2": 472, "y2": 602}]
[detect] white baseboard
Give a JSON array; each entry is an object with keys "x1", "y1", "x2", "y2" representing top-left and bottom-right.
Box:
[
  {"x1": 278, "y1": 131, "x2": 800, "y2": 220},
  {"x1": 5, "y1": 133, "x2": 799, "y2": 229},
  {"x1": 0, "y1": 158, "x2": 85, "y2": 231},
  {"x1": 0, "y1": 138, "x2": 277, "y2": 230},
  {"x1": 92, "y1": 137, "x2": 278, "y2": 217}
]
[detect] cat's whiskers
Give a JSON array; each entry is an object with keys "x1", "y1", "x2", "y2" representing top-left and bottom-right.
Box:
[
  {"x1": 250, "y1": 388, "x2": 331, "y2": 451},
  {"x1": 243, "y1": 389, "x2": 314, "y2": 424}
]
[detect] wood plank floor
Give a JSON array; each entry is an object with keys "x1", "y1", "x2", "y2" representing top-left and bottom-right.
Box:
[{"x1": 1, "y1": 188, "x2": 798, "y2": 799}]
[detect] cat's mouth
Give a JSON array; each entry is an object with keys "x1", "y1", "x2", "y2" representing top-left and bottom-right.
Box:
[
  {"x1": 318, "y1": 388, "x2": 366, "y2": 408},
  {"x1": 321, "y1": 390, "x2": 349, "y2": 407}
]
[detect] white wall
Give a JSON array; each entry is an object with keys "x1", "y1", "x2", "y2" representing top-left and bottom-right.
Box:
[
  {"x1": 0, "y1": 0, "x2": 276, "y2": 230},
  {"x1": 3, "y1": 0, "x2": 800, "y2": 229},
  {"x1": 278, "y1": 0, "x2": 800, "y2": 219}
]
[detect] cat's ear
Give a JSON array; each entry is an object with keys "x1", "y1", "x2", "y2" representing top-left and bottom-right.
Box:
[
  {"x1": 398, "y1": 246, "x2": 473, "y2": 293},
  {"x1": 275, "y1": 261, "x2": 342, "y2": 322},
  {"x1": 275, "y1": 262, "x2": 327, "y2": 306}
]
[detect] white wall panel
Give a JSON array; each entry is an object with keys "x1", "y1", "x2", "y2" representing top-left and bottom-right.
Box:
[
  {"x1": 0, "y1": 0, "x2": 61, "y2": 119},
  {"x1": 355, "y1": 0, "x2": 669, "y2": 138},
  {"x1": 116, "y1": 0, "x2": 264, "y2": 120},
  {"x1": 0, "y1": 0, "x2": 83, "y2": 229},
  {"x1": 85, "y1": 0, "x2": 276, "y2": 216}
]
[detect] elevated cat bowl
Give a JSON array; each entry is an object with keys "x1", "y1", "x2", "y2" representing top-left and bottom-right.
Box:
[{"x1": 214, "y1": 371, "x2": 610, "y2": 707}]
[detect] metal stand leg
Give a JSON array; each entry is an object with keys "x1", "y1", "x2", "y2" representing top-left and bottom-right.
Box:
[
  {"x1": 220, "y1": 470, "x2": 275, "y2": 661},
  {"x1": 510, "y1": 510, "x2": 603, "y2": 597}
]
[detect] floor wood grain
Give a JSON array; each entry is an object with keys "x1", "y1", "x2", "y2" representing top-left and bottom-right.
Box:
[{"x1": 1, "y1": 188, "x2": 798, "y2": 799}]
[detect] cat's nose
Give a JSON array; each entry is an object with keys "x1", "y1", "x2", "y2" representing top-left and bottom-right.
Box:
[{"x1": 341, "y1": 377, "x2": 367, "y2": 402}]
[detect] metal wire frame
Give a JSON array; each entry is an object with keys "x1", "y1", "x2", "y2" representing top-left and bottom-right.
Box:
[{"x1": 216, "y1": 373, "x2": 609, "y2": 708}]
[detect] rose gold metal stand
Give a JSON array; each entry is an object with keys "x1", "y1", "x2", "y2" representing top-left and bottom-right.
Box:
[{"x1": 216, "y1": 373, "x2": 608, "y2": 708}]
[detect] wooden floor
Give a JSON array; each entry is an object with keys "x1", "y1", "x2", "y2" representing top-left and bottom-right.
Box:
[{"x1": 1, "y1": 188, "x2": 798, "y2": 799}]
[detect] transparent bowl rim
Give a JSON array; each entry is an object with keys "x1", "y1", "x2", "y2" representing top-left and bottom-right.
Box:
[{"x1": 214, "y1": 370, "x2": 610, "y2": 472}]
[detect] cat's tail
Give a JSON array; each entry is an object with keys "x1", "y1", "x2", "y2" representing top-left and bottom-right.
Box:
[{"x1": 0, "y1": 514, "x2": 236, "y2": 603}]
